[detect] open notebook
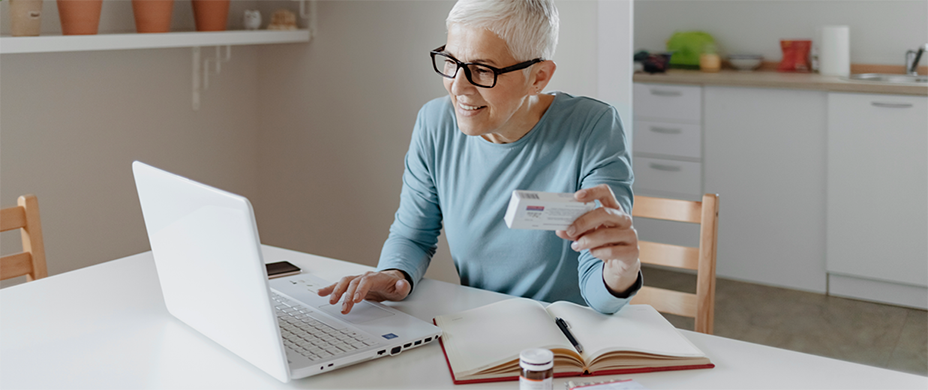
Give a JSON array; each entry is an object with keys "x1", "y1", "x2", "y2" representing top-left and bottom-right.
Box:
[{"x1": 433, "y1": 299, "x2": 713, "y2": 384}]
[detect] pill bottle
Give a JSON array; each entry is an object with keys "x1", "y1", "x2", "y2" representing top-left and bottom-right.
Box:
[{"x1": 519, "y1": 348, "x2": 554, "y2": 390}]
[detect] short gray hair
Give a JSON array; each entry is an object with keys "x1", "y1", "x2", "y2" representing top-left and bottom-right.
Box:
[{"x1": 446, "y1": 0, "x2": 559, "y2": 62}]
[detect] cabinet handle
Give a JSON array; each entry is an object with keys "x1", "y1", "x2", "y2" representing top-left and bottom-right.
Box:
[
  {"x1": 650, "y1": 89, "x2": 682, "y2": 97},
  {"x1": 648, "y1": 162, "x2": 682, "y2": 172},
  {"x1": 649, "y1": 126, "x2": 682, "y2": 134},
  {"x1": 871, "y1": 102, "x2": 913, "y2": 109}
]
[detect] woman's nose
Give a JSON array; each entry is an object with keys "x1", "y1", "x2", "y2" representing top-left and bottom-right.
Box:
[{"x1": 450, "y1": 67, "x2": 475, "y2": 95}]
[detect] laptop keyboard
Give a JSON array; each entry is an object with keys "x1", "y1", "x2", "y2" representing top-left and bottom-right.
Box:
[{"x1": 271, "y1": 292, "x2": 378, "y2": 362}]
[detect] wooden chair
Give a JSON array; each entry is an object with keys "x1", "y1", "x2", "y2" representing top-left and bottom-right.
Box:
[
  {"x1": 1, "y1": 194, "x2": 48, "y2": 282},
  {"x1": 630, "y1": 194, "x2": 719, "y2": 334}
]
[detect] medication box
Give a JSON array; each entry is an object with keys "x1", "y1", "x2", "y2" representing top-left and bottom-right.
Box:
[{"x1": 504, "y1": 190, "x2": 595, "y2": 230}]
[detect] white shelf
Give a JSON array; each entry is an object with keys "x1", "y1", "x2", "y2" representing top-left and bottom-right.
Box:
[{"x1": 0, "y1": 30, "x2": 310, "y2": 54}]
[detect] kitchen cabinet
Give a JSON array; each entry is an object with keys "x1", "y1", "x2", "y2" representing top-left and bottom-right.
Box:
[
  {"x1": 632, "y1": 83, "x2": 703, "y2": 201},
  {"x1": 703, "y1": 86, "x2": 828, "y2": 293},
  {"x1": 633, "y1": 78, "x2": 926, "y2": 308},
  {"x1": 826, "y1": 92, "x2": 928, "y2": 308},
  {"x1": 631, "y1": 83, "x2": 703, "y2": 251},
  {"x1": 633, "y1": 83, "x2": 830, "y2": 293}
]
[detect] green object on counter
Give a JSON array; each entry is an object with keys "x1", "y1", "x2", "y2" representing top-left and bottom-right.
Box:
[{"x1": 666, "y1": 31, "x2": 716, "y2": 68}]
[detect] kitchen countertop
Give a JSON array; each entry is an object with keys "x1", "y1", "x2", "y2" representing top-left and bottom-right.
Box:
[{"x1": 634, "y1": 69, "x2": 928, "y2": 96}]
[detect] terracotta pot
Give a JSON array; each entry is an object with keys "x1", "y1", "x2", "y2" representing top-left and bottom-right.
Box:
[
  {"x1": 191, "y1": 0, "x2": 229, "y2": 32},
  {"x1": 10, "y1": 0, "x2": 43, "y2": 36},
  {"x1": 57, "y1": 0, "x2": 103, "y2": 35},
  {"x1": 132, "y1": 0, "x2": 173, "y2": 33}
]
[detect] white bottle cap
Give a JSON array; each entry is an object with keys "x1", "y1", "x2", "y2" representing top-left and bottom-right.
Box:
[{"x1": 520, "y1": 348, "x2": 554, "y2": 371}]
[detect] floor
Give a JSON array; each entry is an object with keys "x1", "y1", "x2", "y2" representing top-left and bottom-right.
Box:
[{"x1": 643, "y1": 266, "x2": 928, "y2": 377}]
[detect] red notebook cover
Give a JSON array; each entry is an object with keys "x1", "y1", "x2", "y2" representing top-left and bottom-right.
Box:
[{"x1": 433, "y1": 319, "x2": 715, "y2": 385}]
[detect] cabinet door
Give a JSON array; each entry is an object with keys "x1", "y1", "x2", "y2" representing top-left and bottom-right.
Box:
[
  {"x1": 826, "y1": 93, "x2": 928, "y2": 287},
  {"x1": 633, "y1": 83, "x2": 702, "y2": 123},
  {"x1": 633, "y1": 120, "x2": 702, "y2": 159},
  {"x1": 703, "y1": 86, "x2": 828, "y2": 292},
  {"x1": 633, "y1": 156, "x2": 702, "y2": 199}
]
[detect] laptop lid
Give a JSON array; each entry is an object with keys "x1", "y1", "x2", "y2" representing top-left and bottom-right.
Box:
[{"x1": 132, "y1": 161, "x2": 291, "y2": 383}]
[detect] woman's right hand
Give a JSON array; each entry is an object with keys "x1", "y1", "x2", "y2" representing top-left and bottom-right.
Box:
[{"x1": 317, "y1": 270, "x2": 411, "y2": 314}]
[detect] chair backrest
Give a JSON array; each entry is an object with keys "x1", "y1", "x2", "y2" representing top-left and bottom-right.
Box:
[
  {"x1": 1, "y1": 194, "x2": 48, "y2": 282},
  {"x1": 630, "y1": 193, "x2": 719, "y2": 334}
]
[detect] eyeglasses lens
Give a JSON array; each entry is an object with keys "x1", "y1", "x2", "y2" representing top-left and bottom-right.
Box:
[{"x1": 433, "y1": 53, "x2": 495, "y2": 88}]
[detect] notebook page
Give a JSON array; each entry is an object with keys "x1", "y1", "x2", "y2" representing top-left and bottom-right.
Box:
[
  {"x1": 545, "y1": 303, "x2": 705, "y2": 361},
  {"x1": 435, "y1": 297, "x2": 573, "y2": 377}
]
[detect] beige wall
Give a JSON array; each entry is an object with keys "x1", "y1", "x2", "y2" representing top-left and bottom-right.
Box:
[
  {"x1": 0, "y1": 2, "x2": 261, "y2": 287},
  {"x1": 0, "y1": 0, "x2": 255, "y2": 35},
  {"x1": 1, "y1": 0, "x2": 630, "y2": 288},
  {"x1": 252, "y1": 1, "x2": 456, "y2": 283},
  {"x1": 252, "y1": 0, "x2": 628, "y2": 285}
]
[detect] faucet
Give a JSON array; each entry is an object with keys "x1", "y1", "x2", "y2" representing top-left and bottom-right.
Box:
[{"x1": 906, "y1": 44, "x2": 928, "y2": 76}]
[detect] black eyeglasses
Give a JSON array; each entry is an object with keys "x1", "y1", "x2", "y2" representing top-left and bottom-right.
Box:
[{"x1": 430, "y1": 45, "x2": 543, "y2": 88}]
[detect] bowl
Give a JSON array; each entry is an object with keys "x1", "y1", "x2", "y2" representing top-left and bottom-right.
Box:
[
  {"x1": 728, "y1": 54, "x2": 763, "y2": 71},
  {"x1": 642, "y1": 52, "x2": 674, "y2": 74}
]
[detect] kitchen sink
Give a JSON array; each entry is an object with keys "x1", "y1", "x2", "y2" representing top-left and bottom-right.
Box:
[{"x1": 846, "y1": 73, "x2": 928, "y2": 84}]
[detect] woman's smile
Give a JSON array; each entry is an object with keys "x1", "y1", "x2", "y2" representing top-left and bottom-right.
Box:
[{"x1": 455, "y1": 101, "x2": 487, "y2": 116}]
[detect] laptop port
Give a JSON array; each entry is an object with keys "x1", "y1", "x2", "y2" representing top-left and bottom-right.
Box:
[
  {"x1": 377, "y1": 349, "x2": 386, "y2": 355},
  {"x1": 424, "y1": 337, "x2": 432, "y2": 343},
  {"x1": 414, "y1": 340, "x2": 422, "y2": 346},
  {"x1": 403, "y1": 343, "x2": 412, "y2": 348},
  {"x1": 328, "y1": 363, "x2": 333, "y2": 367},
  {"x1": 391, "y1": 346, "x2": 402, "y2": 355}
]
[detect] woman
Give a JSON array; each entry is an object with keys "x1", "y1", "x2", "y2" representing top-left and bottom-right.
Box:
[{"x1": 319, "y1": 0, "x2": 640, "y2": 315}]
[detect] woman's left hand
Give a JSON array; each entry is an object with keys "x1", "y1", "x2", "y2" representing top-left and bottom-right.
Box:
[{"x1": 556, "y1": 184, "x2": 641, "y2": 295}]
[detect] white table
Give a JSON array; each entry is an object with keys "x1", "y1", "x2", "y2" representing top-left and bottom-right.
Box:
[{"x1": 2, "y1": 246, "x2": 925, "y2": 389}]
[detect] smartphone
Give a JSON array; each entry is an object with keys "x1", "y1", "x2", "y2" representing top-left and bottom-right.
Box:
[{"x1": 266, "y1": 260, "x2": 302, "y2": 279}]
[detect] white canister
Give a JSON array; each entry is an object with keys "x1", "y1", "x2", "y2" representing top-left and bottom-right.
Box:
[{"x1": 819, "y1": 25, "x2": 850, "y2": 77}]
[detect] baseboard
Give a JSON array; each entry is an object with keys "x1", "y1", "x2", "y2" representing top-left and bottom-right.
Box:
[{"x1": 828, "y1": 273, "x2": 928, "y2": 310}]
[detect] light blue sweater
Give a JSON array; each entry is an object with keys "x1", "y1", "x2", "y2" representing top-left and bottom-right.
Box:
[{"x1": 377, "y1": 92, "x2": 637, "y2": 314}]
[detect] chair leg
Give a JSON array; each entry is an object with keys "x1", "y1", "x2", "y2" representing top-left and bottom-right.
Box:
[{"x1": 695, "y1": 194, "x2": 719, "y2": 334}]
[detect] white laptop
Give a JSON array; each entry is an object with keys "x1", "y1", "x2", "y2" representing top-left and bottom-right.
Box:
[{"x1": 132, "y1": 161, "x2": 441, "y2": 383}]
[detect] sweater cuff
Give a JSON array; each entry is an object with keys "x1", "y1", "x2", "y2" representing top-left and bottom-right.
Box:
[
  {"x1": 585, "y1": 267, "x2": 643, "y2": 314},
  {"x1": 607, "y1": 269, "x2": 643, "y2": 298}
]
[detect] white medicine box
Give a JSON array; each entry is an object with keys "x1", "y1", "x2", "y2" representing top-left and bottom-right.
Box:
[{"x1": 504, "y1": 190, "x2": 595, "y2": 231}]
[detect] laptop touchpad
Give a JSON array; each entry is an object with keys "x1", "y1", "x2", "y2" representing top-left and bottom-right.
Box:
[{"x1": 318, "y1": 302, "x2": 395, "y2": 324}]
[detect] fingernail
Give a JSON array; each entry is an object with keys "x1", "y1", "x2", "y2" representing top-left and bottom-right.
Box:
[
  {"x1": 354, "y1": 293, "x2": 362, "y2": 302},
  {"x1": 576, "y1": 189, "x2": 587, "y2": 198},
  {"x1": 567, "y1": 226, "x2": 576, "y2": 236},
  {"x1": 571, "y1": 241, "x2": 579, "y2": 251}
]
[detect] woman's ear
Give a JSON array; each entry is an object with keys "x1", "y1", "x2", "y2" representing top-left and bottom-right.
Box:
[{"x1": 530, "y1": 60, "x2": 557, "y2": 94}]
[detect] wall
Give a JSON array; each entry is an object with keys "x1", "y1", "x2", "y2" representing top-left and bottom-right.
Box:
[
  {"x1": 253, "y1": 0, "x2": 630, "y2": 285},
  {"x1": 634, "y1": 0, "x2": 928, "y2": 65},
  {"x1": 0, "y1": 0, "x2": 254, "y2": 35},
  {"x1": 252, "y1": 0, "x2": 453, "y2": 284},
  {"x1": 1, "y1": 0, "x2": 632, "y2": 289},
  {"x1": 0, "y1": 1, "x2": 261, "y2": 287}
]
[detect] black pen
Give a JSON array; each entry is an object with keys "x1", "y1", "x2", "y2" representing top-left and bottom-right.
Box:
[{"x1": 555, "y1": 317, "x2": 583, "y2": 353}]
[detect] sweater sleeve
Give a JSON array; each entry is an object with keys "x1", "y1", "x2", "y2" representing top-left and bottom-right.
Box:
[
  {"x1": 575, "y1": 105, "x2": 640, "y2": 314},
  {"x1": 376, "y1": 105, "x2": 443, "y2": 291}
]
